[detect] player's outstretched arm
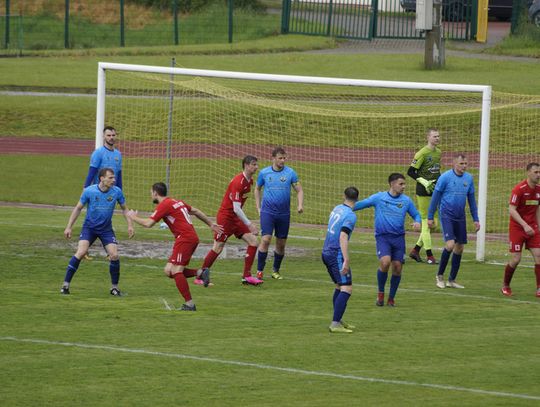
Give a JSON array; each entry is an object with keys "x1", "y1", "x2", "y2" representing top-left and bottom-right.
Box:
[
  {"x1": 127, "y1": 209, "x2": 155, "y2": 230},
  {"x1": 190, "y1": 207, "x2": 224, "y2": 235},
  {"x1": 64, "y1": 202, "x2": 84, "y2": 239}
]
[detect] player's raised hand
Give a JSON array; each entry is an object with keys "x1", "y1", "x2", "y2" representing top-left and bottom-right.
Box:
[{"x1": 64, "y1": 227, "x2": 72, "y2": 239}]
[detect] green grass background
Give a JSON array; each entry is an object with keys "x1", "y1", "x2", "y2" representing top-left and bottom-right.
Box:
[
  {"x1": 1, "y1": 35, "x2": 540, "y2": 406},
  {"x1": 1, "y1": 205, "x2": 539, "y2": 406}
]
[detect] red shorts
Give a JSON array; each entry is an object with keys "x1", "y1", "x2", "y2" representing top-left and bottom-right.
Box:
[
  {"x1": 169, "y1": 239, "x2": 199, "y2": 266},
  {"x1": 215, "y1": 212, "x2": 250, "y2": 243},
  {"x1": 508, "y1": 225, "x2": 540, "y2": 253}
]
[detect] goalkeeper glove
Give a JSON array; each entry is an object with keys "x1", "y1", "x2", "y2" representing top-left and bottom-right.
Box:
[{"x1": 417, "y1": 177, "x2": 435, "y2": 193}]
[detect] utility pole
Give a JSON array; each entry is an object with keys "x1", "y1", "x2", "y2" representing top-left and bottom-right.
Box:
[{"x1": 424, "y1": 0, "x2": 445, "y2": 69}]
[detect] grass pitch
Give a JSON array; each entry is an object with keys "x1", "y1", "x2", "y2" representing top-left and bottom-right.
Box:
[{"x1": 0, "y1": 206, "x2": 539, "y2": 406}]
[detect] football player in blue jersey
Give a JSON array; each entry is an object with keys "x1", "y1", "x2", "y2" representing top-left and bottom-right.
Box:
[
  {"x1": 255, "y1": 147, "x2": 304, "y2": 280},
  {"x1": 354, "y1": 173, "x2": 421, "y2": 307},
  {"x1": 428, "y1": 154, "x2": 480, "y2": 289},
  {"x1": 61, "y1": 168, "x2": 134, "y2": 296},
  {"x1": 322, "y1": 186, "x2": 359, "y2": 333},
  {"x1": 82, "y1": 126, "x2": 123, "y2": 261},
  {"x1": 84, "y1": 126, "x2": 123, "y2": 190}
]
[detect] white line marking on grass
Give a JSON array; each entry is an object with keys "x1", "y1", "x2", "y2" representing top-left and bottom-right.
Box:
[
  {"x1": 1, "y1": 336, "x2": 539, "y2": 401},
  {"x1": 160, "y1": 298, "x2": 173, "y2": 311}
]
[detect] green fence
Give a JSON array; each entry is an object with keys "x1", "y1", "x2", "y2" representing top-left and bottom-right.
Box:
[
  {"x1": 282, "y1": 0, "x2": 477, "y2": 40},
  {"x1": 0, "y1": 0, "x2": 280, "y2": 53}
]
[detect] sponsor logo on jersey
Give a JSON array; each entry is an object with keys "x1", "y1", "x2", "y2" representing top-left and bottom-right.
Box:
[{"x1": 525, "y1": 200, "x2": 539, "y2": 206}]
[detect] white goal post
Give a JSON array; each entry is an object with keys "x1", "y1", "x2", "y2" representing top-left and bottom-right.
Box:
[{"x1": 95, "y1": 62, "x2": 492, "y2": 262}]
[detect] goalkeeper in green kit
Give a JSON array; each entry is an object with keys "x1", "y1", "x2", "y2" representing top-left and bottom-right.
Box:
[{"x1": 407, "y1": 128, "x2": 442, "y2": 264}]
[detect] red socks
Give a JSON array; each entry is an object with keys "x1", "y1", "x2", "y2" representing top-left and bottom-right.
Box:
[
  {"x1": 174, "y1": 273, "x2": 192, "y2": 302},
  {"x1": 202, "y1": 250, "x2": 220, "y2": 269},
  {"x1": 503, "y1": 264, "x2": 516, "y2": 286},
  {"x1": 243, "y1": 245, "x2": 257, "y2": 278},
  {"x1": 183, "y1": 268, "x2": 198, "y2": 278}
]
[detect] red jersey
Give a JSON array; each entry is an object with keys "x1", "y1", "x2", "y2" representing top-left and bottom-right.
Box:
[
  {"x1": 218, "y1": 172, "x2": 253, "y2": 218},
  {"x1": 150, "y1": 198, "x2": 198, "y2": 242},
  {"x1": 509, "y1": 180, "x2": 540, "y2": 228}
]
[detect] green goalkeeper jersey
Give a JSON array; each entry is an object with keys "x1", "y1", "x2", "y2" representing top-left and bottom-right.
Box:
[{"x1": 411, "y1": 146, "x2": 441, "y2": 196}]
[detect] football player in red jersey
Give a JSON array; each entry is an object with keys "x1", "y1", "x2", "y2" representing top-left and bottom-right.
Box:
[
  {"x1": 128, "y1": 182, "x2": 223, "y2": 311},
  {"x1": 501, "y1": 163, "x2": 540, "y2": 297},
  {"x1": 199, "y1": 155, "x2": 263, "y2": 285}
]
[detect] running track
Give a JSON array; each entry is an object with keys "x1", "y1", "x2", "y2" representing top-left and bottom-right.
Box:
[{"x1": 0, "y1": 136, "x2": 537, "y2": 169}]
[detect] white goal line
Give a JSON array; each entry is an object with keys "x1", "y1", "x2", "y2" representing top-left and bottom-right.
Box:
[{"x1": 1, "y1": 336, "x2": 538, "y2": 401}]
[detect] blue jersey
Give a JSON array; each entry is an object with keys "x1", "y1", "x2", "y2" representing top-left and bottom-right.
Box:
[
  {"x1": 428, "y1": 169, "x2": 479, "y2": 222},
  {"x1": 354, "y1": 191, "x2": 420, "y2": 236},
  {"x1": 257, "y1": 165, "x2": 299, "y2": 215},
  {"x1": 89, "y1": 146, "x2": 123, "y2": 185},
  {"x1": 322, "y1": 204, "x2": 357, "y2": 252},
  {"x1": 80, "y1": 185, "x2": 125, "y2": 233}
]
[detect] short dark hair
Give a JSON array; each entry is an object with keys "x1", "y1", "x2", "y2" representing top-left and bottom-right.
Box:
[
  {"x1": 455, "y1": 153, "x2": 467, "y2": 161},
  {"x1": 426, "y1": 127, "x2": 438, "y2": 135},
  {"x1": 388, "y1": 173, "x2": 405, "y2": 184},
  {"x1": 103, "y1": 126, "x2": 116, "y2": 133},
  {"x1": 152, "y1": 182, "x2": 168, "y2": 197},
  {"x1": 526, "y1": 162, "x2": 540, "y2": 171},
  {"x1": 272, "y1": 147, "x2": 286, "y2": 157},
  {"x1": 242, "y1": 155, "x2": 258, "y2": 168},
  {"x1": 98, "y1": 167, "x2": 114, "y2": 179},
  {"x1": 344, "y1": 186, "x2": 359, "y2": 201}
]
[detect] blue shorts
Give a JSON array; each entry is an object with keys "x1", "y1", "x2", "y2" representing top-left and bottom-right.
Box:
[
  {"x1": 375, "y1": 234, "x2": 406, "y2": 263},
  {"x1": 260, "y1": 211, "x2": 290, "y2": 239},
  {"x1": 322, "y1": 250, "x2": 352, "y2": 286},
  {"x1": 79, "y1": 226, "x2": 118, "y2": 247},
  {"x1": 440, "y1": 217, "x2": 468, "y2": 244}
]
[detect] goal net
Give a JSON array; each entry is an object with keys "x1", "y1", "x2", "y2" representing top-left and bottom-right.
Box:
[{"x1": 96, "y1": 63, "x2": 540, "y2": 264}]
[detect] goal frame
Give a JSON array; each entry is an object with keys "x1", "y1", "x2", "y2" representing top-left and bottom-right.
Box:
[{"x1": 95, "y1": 61, "x2": 492, "y2": 261}]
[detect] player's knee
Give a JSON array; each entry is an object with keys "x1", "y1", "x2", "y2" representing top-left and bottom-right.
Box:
[
  {"x1": 341, "y1": 285, "x2": 352, "y2": 294},
  {"x1": 108, "y1": 253, "x2": 119, "y2": 261},
  {"x1": 212, "y1": 241, "x2": 225, "y2": 253}
]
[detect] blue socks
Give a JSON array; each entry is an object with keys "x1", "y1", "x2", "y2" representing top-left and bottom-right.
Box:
[
  {"x1": 438, "y1": 249, "x2": 452, "y2": 276},
  {"x1": 377, "y1": 269, "x2": 388, "y2": 293},
  {"x1": 333, "y1": 288, "x2": 340, "y2": 306},
  {"x1": 109, "y1": 259, "x2": 120, "y2": 285},
  {"x1": 273, "y1": 251, "x2": 284, "y2": 272},
  {"x1": 333, "y1": 291, "x2": 351, "y2": 323},
  {"x1": 449, "y1": 253, "x2": 462, "y2": 281},
  {"x1": 63, "y1": 256, "x2": 81, "y2": 283},
  {"x1": 389, "y1": 274, "x2": 401, "y2": 300},
  {"x1": 257, "y1": 251, "x2": 268, "y2": 272}
]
